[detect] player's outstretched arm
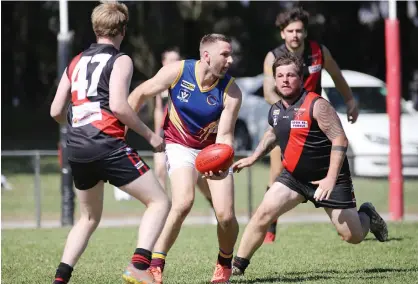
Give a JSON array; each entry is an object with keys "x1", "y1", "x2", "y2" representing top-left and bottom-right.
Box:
[
  {"x1": 128, "y1": 61, "x2": 183, "y2": 113},
  {"x1": 50, "y1": 68, "x2": 71, "y2": 124},
  {"x1": 313, "y1": 98, "x2": 348, "y2": 180},
  {"x1": 232, "y1": 126, "x2": 276, "y2": 173},
  {"x1": 216, "y1": 81, "x2": 242, "y2": 147},
  {"x1": 322, "y1": 45, "x2": 358, "y2": 123},
  {"x1": 263, "y1": 52, "x2": 281, "y2": 105},
  {"x1": 109, "y1": 55, "x2": 163, "y2": 151}
]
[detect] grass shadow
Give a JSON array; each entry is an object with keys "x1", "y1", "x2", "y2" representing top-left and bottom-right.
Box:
[
  {"x1": 362, "y1": 236, "x2": 406, "y2": 242},
  {"x1": 225, "y1": 267, "x2": 418, "y2": 283}
]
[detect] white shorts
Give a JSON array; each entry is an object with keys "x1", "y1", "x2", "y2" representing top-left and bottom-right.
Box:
[{"x1": 165, "y1": 143, "x2": 233, "y2": 176}]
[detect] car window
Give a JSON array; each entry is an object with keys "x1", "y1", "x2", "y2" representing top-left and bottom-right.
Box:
[{"x1": 323, "y1": 87, "x2": 407, "y2": 114}]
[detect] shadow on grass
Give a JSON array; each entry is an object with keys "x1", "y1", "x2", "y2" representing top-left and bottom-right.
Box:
[
  {"x1": 222, "y1": 267, "x2": 418, "y2": 283},
  {"x1": 362, "y1": 236, "x2": 406, "y2": 242}
]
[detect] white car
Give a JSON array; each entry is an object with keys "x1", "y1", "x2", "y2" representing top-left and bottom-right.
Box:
[{"x1": 234, "y1": 70, "x2": 418, "y2": 177}]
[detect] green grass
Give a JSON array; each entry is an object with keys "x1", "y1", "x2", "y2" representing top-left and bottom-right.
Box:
[
  {"x1": 2, "y1": 157, "x2": 418, "y2": 221},
  {"x1": 2, "y1": 223, "x2": 418, "y2": 283}
]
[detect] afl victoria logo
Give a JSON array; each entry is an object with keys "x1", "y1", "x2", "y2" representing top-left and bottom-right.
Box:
[{"x1": 207, "y1": 95, "x2": 218, "y2": 106}]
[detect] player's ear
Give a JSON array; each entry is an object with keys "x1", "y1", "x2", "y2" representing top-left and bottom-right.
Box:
[
  {"x1": 303, "y1": 28, "x2": 308, "y2": 40},
  {"x1": 203, "y1": 50, "x2": 210, "y2": 65},
  {"x1": 280, "y1": 30, "x2": 285, "y2": 40}
]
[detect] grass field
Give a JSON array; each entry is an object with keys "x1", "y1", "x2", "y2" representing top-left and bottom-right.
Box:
[
  {"x1": 2, "y1": 223, "x2": 418, "y2": 283},
  {"x1": 2, "y1": 157, "x2": 418, "y2": 222},
  {"x1": 2, "y1": 157, "x2": 418, "y2": 283}
]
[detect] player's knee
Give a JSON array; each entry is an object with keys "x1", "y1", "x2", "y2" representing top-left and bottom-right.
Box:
[
  {"x1": 156, "y1": 196, "x2": 171, "y2": 212},
  {"x1": 216, "y1": 209, "x2": 235, "y2": 228},
  {"x1": 80, "y1": 213, "x2": 101, "y2": 229},
  {"x1": 171, "y1": 198, "x2": 194, "y2": 219},
  {"x1": 254, "y1": 206, "x2": 275, "y2": 226},
  {"x1": 340, "y1": 231, "x2": 364, "y2": 244}
]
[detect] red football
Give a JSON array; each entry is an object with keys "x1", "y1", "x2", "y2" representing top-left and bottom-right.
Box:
[{"x1": 195, "y1": 143, "x2": 235, "y2": 174}]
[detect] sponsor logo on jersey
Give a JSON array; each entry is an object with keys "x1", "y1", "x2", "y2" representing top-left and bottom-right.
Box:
[
  {"x1": 181, "y1": 80, "x2": 196, "y2": 91},
  {"x1": 308, "y1": 64, "x2": 322, "y2": 74},
  {"x1": 177, "y1": 89, "x2": 191, "y2": 103},
  {"x1": 290, "y1": 120, "x2": 308, "y2": 128}
]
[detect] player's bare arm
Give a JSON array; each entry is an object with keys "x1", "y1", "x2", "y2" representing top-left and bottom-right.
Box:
[
  {"x1": 128, "y1": 61, "x2": 183, "y2": 113},
  {"x1": 322, "y1": 45, "x2": 358, "y2": 123},
  {"x1": 252, "y1": 126, "x2": 277, "y2": 161},
  {"x1": 233, "y1": 126, "x2": 276, "y2": 173},
  {"x1": 263, "y1": 52, "x2": 281, "y2": 105},
  {"x1": 313, "y1": 98, "x2": 348, "y2": 181},
  {"x1": 109, "y1": 55, "x2": 163, "y2": 151},
  {"x1": 154, "y1": 94, "x2": 164, "y2": 132},
  {"x1": 50, "y1": 68, "x2": 71, "y2": 124},
  {"x1": 215, "y1": 81, "x2": 243, "y2": 147}
]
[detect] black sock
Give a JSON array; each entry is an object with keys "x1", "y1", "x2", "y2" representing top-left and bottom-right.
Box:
[
  {"x1": 53, "y1": 262, "x2": 73, "y2": 284},
  {"x1": 268, "y1": 220, "x2": 277, "y2": 234},
  {"x1": 132, "y1": 248, "x2": 152, "y2": 270},
  {"x1": 233, "y1": 256, "x2": 250, "y2": 272},
  {"x1": 218, "y1": 249, "x2": 233, "y2": 268}
]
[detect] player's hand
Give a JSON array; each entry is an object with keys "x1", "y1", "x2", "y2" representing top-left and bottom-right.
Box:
[
  {"x1": 232, "y1": 156, "x2": 256, "y2": 173},
  {"x1": 311, "y1": 176, "x2": 337, "y2": 202},
  {"x1": 149, "y1": 133, "x2": 165, "y2": 153},
  {"x1": 202, "y1": 169, "x2": 228, "y2": 180},
  {"x1": 346, "y1": 98, "x2": 359, "y2": 124}
]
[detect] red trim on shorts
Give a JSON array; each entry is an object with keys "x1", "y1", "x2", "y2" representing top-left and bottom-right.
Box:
[{"x1": 125, "y1": 150, "x2": 149, "y2": 175}]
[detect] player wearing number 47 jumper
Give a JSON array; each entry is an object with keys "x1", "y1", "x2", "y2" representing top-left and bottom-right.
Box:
[{"x1": 50, "y1": 2, "x2": 170, "y2": 284}]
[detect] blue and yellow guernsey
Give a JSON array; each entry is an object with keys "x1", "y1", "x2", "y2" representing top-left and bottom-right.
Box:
[{"x1": 163, "y1": 59, "x2": 235, "y2": 149}]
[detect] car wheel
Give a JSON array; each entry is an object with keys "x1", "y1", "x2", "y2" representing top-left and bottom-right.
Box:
[{"x1": 234, "y1": 120, "x2": 252, "y2": 151}]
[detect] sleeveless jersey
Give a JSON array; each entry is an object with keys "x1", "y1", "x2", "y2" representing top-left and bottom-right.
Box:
[
  {"x1": 272, "y1": 40, "x2": 324, "y2": 94},
  {"x1": 268, "y1": 90, "x2": 350, "y2": 182},
  {"x1": 66, "y1": 43, "x2": 127, "y2": 162},
  {"x1": 163, "y1": 60, "x2": 235, "y2": 149}
]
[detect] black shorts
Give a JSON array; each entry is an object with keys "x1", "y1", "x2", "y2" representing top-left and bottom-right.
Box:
[
  {"x1": 69, "y1": 146, "x2": 150, "y2": 190},
  {"x1": 276, "y1": 169, "x2": 356, "y2": 209}
]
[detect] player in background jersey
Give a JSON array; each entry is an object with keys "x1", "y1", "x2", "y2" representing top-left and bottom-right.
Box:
[
  {"x1": 154, "y1": 48, "x2": 214, "y2": 210},
  {"x1": 128, "y1": 34, "x2": 242, "y2": 283},
  {"x1": 231, "y1": 52, "x2": 387, "y2": 276},
  {"x1": 262, "y1": 7, "x2": 360, "y2": 243},
  {"x1": 50, "y1": 3, "x2": 170, "y2": 284}
]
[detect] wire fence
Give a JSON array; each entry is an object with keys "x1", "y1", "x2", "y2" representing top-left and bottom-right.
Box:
[{"x1": 1, "y1": 149, "x2": 254, "y2": 228}]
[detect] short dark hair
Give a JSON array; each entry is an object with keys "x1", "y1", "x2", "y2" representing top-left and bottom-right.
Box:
[
  {"x1": 161, "y1": 47, "x2": 180, "y2": 61},
  {"x1": 275, "y1": 7, "x2": 309, "y2": 31},
  {"x1": 199, "y1": 33, "x2": 232, "y2": 54},
  {"x1": 272, "y1": 52, "x2": 304, "y2": 77}
]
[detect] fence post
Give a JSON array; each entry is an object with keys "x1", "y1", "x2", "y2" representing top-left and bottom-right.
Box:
[{"x1": 33, "y1": 151, "x2": 42, "y2": 228}]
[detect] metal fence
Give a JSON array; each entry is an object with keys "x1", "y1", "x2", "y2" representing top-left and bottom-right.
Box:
[
  {"x1": 1, "y1": 149, "x2": 254, "y2": 228},
  {"x1": 2, "y1": 150, "x2": 416, "y2": 228}
]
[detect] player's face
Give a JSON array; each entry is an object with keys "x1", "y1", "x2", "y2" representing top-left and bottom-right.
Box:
[
  {"x1": 206, "y1": 41, "x2": 233, "y2": 78},
  {"x1": 281, "y1": 21, "x2": 306, "y2": 50},
  {"x1": 274, "y1": 63, "x2": 302, "y2": 98},
  {"x1": 162, "y1": 51, "x2": 181, "y2": 66}
]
